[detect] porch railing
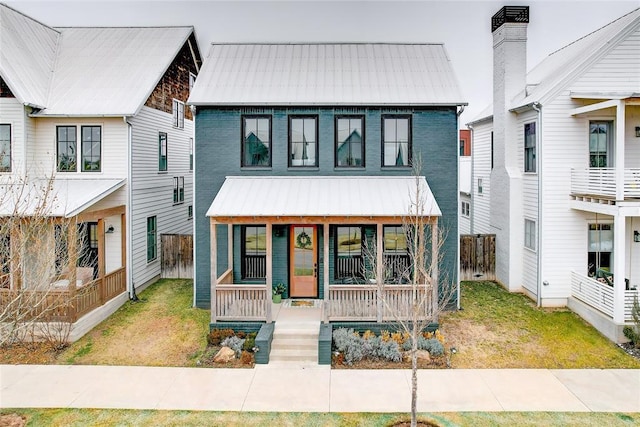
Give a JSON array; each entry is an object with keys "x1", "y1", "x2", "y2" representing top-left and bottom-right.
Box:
[
  {"x1": 571, "y1": 168, "x2": 640, "y2": 199},
  {"x1": 215, "y1": 284, "x2": 268, "y2": 321},
  {"x1": 328, "y1": 284, "x2": 433, "y2": 321},
  {"x1": 243, "y1": 255, "x2": 266, "y2": 279},
  {"x1": 571, "y1": 271, "x2": 614, "y2": 318},
  {"x1": 624, "y1": 289, "x2": 640, "y2": 323}
]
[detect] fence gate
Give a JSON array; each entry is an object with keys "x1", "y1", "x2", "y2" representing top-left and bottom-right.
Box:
[
  {"x1": 161, "y1": 234, "x2": 193, "y2": 279},
  {"x1": 460, "y1": 234, "x2": 495, "y2": 281}
]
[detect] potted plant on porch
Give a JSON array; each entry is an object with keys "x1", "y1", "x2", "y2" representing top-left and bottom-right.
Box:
[{"x1": 272, "y1": 283, "x2": 286, "y2": 303}]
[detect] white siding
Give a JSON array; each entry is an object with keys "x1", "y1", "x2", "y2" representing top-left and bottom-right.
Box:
[
  {"x1": 129, "y1": 106, "x2": 193, "y2": 287},
  {"x1": 459, "y1": 193, "x2": 471, "y2": 235},
  {"x1": 624, "y1": 106, "x2": 640, "y2": 169},
  {"x1": 627, "y1": 218, "x2": 640, "y2": 289},
  {"x1": 104, "y1": 213, "x2": 123, "y2": 274},
  {"x1": 0, "y1": 98, "x2": 26, "y2": 178},
  {"x1": 470, "y1": 120, "x2": 492, "y2": 234}
]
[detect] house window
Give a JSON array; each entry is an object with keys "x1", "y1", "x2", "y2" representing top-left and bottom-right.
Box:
[
  {"x1": 459, "y1": 140, "x2": 465, "y2": 157},
  {"x1": 335, "y1": 116, "x2": 364, "y2": 167},
  {"x1": 490, "y1": 131, "x2": 494, "y2": 170},
  {"x1": 147, "y1": 216, "x2": 157, "y2": 262},
  {"x1": 461, "y1": 201, "x2": 470, "y2": 218},
  {"x1": 289, "y1": 116, "x2": 318, "y2": 167},
  {"x1": 383, "y1": 225, "x2": 409, "y2": 282},
  {"x1": 189, "y1": 137, "x2": 193, "y2": 171},
  {"x1": 524, "y1": 122, "x2": 536, "y2": 173},
  {"x1": 0, "y1": 124, "x2": 11, "y2": 172},
  {"x1": 57, "y1": 126, "x2": 77, "y2": 172},
  {"x1": 173, "y1": 177, "x2": 184, "y2": 204},
  {"x1": 524, "y1": 219, "x2": 536, "y2": 250},
  {"x1": 588, "y1": 223, "x2": 612, "y2": 277},
  {"x1": 159, "y1": 132, "x2": 168, "y2": 171},
  {"x1": 189, "y1": 72, "x2": 196, "y2": 92},
  {"x1": 81, "y1": 126, "x2": 101, "y2": 172},
  {"x1": 335, "y1": 226, "x2": 363, "y2": 280},
  {"x1": 382, "y1": 116, "x2": 411, "y2": 167},
  {"x1": 478, "y1": 178, "x2": 483, "y2": 194},
  {"x1": 188, "y1": 205, "x2": 193, "y2": 219},
  {"x1": 173, "y1": 99, "x2": 185, "y2": 129},
  {"x1": 589, "y1": 121, "x2": 613, "y2": 168},
  {"x1": 242, "y1": 226, "x2": 266, "y2": 279},
  {"x1": 242, "y1": 116, "x2": 271, "y2": 167}
]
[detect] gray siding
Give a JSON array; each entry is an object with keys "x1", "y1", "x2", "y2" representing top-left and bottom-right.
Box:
[{"x1": 194, "y1": 107, "x2": 458, "y2": 307}]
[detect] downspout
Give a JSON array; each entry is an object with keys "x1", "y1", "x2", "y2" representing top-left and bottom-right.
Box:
[
  {"x1": 456, "y1": 105, "x2": 465, "y2": 310},
  {"x1": 123, "y1": 116, "x2": 134, "y2": 299},
  {"x1": 191, "y1": 105, "x2": 197, "y2": 307},
  {"x1": 532, "y1": 102, "x2": 543, "y2": 307}
]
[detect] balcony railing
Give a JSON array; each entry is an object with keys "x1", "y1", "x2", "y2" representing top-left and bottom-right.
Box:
[
  {"x1": 571, "y1": 168, "x2": 640, "y2": 200},
  {"x1": 571, "y1": 271, "x2": 639, "y2": 322}
]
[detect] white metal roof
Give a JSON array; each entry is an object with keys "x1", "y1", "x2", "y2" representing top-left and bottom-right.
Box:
[
  {"x1": 206, "y1": 176, "x2": 441, "y2": 219},
  {"x1": 0, "y1": 4, "x2": 59, "y2": 108},
  {"x1": 0, "y1": 178, "x2": 125, "y2": 218},
  {"x1": 189, "y1": 43, "x2": 466, "y2": 106}
]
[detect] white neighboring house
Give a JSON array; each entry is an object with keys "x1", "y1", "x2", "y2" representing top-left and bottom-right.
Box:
[
  {"x1": 0, "y1": 3, "x2": 201, "y2": 340},
  {"x1": 459, "y1": 129, "x2": 472, "y2": 234},
  {"x1": 468, "y1": 5, "x2": 640, "y2": 343}
]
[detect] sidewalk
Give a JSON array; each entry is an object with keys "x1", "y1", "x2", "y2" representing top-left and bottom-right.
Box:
[{"x1": 1, "y1": 364, "x2": 639, "y2": 412}]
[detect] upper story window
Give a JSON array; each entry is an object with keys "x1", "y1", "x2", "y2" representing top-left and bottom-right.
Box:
[
  {"x1": 589, "y1": 121, "x2": 613, "y2": 168},
  {"x1": 173, "y1": 99, "x2": 185, "y2": 129},
  {"x1": 242, "y1": 116, "x2": 271, "y2": 167},
  {"x1": 0, "y1": 124, "x2": 11, "y2": 172},
  {"x1": 524, "y1": 122, "x2": 536, "y2": 173},
  {"x1": 159, "y1": 132, "x2": 168, "y2": 172},
  {"x1": 81, "y1": 126, "x2": 101, "y2": 172},
  {"x1": 189, "y1": 137, "x2": 193, "y2": 171},
  {"x1": 382, "y1": 116, "x2": 411, "y2": 167},
  {"x1": 57, "y1": 126, "x2": 77, "y2": 172},
  {"x1": 335, "y1": 116, "x2": 364, "y2": 167},
  {"x1": 173, "y1": 176, "x2": 184, "y2": 204},
  {"x1": 478, "y1": 178, "x2": 483, "y2": 194},
  {"x1": 289, "y1": 116, "x2": 318, "y2": 167}
]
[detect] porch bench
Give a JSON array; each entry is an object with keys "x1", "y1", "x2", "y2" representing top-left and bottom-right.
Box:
[{"x1": 254, "y1": 323, "x2": 275, "y2": 364}]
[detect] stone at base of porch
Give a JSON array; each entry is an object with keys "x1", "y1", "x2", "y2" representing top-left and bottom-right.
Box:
[{"x1": 568, "y1": 297, "x2": 629, "y2": 343}]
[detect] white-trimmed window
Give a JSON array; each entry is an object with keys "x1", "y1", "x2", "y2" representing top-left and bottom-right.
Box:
[
  {"x1": 589, "y1": 121, "x2": 613, "y2": 168},
  {"x1": 478, "y1": 178, "x2": 483, "y2": 194},
  {"x1": 461, "y1": 201, "x2": 470, "y2": 218},
  {"x1": 524, "y1": 122, "x2": 536, "y2": 173},
  {"x1": 189, "y1": 72, "x2": 196, "y2": 92},
  {"x1": 524, "y1": 219, "x2": 536, "y2": 250},
  {"x1": 173, "y1": 99, "x2": 185, "y2": 129},
  {"x1": 189, "y1": 137, "x2": 193, "y2": 171},
  {"x1": 81, "y1": 126, "x2": 101, "y2": 172},
  {"x1": 147, "y1": 216, "x2": 157, "y2": 262},
  {"x1": 588, "y1": 223, "x2": 612, "y2": 277},
  {"x1": 173, "y1": 176, "x2": 184, "y2": 204},
  {"x1": 0, "y1": 124, "x2": 11, "y2": 172}
]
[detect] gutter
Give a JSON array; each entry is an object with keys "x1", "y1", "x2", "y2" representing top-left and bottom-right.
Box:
[
  {"x1": 123, "y1": 116, "x2": 134, "y2": 299},
  {"x1": 532, "y1": 102, "x2": 543, "y2": 307}
]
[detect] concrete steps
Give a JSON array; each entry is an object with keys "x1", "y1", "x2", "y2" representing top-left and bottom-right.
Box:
[{"x1": 269, "y1": 321, "x2": 319, "y2": 363}]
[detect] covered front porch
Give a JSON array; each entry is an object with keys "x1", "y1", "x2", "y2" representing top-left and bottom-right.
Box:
[{"x1": 207, "y1": 176, "x2": 442, "y2": 325}]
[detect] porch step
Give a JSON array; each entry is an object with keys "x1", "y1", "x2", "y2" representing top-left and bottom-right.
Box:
[{"x1": 269, "y1": 320, "x2": 320, "y2": 364}]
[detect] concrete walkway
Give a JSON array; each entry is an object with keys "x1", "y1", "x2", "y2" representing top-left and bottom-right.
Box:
[{"x1": 1, "y1": 364, "x2": 639, "y2": 412}]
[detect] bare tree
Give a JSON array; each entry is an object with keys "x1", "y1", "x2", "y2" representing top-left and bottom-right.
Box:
[
  {"x1": 362, "y1": 157, "x2": 457, "y2": 427},
  {"x1": 0, "y1": 175, "x2": 89, "y2": 348}
]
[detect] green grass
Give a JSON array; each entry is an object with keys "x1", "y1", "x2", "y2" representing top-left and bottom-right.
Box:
[
  {"x1": 3, "y1": 409, "x2": 639, "y2": 427},
  {"x1": 441, "y1": 281, "x2": 640, "y2": 368}
]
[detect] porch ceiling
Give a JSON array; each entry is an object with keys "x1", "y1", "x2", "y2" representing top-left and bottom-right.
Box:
[{"x1": 206, "y1": 176, "x2": 442, "y2": 222}]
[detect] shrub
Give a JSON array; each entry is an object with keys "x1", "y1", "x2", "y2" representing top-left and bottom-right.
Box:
[
  {"x1": 240, "y1": 350, "x2": 253, "y2": 365},
  {"x1": 207, "y1": 328, "x2": 235, "y2": 346},
  {"x1": 332, "y1": 328, "x2": 364, "y2": 365},
  {"x1": 332, "y1": 328, "x2": 357, "y2": 352},
  {"x1": 221, "y1": 336, "x2": 245, "y2": 358},
  {"x1": 376, "y1": 339, "x2": 402, "y2": 362},
  {"x1": 401, "y1": 336, "x2": 445, "y2": 356},
  {"x1": 362, "y1": 330, "x2": 376, "y2": 340},
  {"x1": 243, "y1": 332, "x2": 257, "y2": 352}
]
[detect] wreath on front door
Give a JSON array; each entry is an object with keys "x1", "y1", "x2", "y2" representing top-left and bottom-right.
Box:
[{"x1": 296, "y1": 231, "x2": 312, "y2": 249}]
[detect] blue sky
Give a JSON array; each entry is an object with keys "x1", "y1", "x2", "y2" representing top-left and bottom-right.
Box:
[{"x1": 7, "y1": 0, "x2": 638, "y2": 124}]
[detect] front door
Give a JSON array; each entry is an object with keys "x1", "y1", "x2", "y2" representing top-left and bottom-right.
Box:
[{"x1": 290, "y1": 225, "x2": 317, "y2": 297}]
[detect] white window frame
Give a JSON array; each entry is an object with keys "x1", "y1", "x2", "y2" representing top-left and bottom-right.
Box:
[
  {"x1": 461, "y1": 201, "x2": 470, "y2": 218},
  {"x1": 524, "y1": 219, "x2": 536, "y2": 251},
  {"x1": 524, "y1": 122, "x2": 536, "y2": 173},
  {"x1": 478, "y1": 178, "x2": 483, "y2": 194},
  {"x1": 173, "y1": 99, "x2": 185, "y2": 129}
]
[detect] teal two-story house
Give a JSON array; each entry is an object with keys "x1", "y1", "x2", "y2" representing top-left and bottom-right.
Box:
[{"x1": 189, "y1": 43, "x2": 465, "y2": 326}]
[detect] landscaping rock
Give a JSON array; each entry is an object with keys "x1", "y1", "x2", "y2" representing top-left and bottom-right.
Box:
[
  {"x1": 213, "y1": 346, "x2": 236, "y2": 363},
  {"x1": 402, "y1": 350, "x2": 431, "y2": 363}
]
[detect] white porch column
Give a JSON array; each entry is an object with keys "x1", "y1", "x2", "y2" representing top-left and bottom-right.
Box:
[
  {"x1": 210, "y1": 221, "x2": 218, "y2": 323},
  {"x1": 613, "y1": 213, "x2": 626, "y2": 324},
  {"x1": 431, "y1": 219, "x2": 439, "y2": 319},
  {"x1": 227, "y1": 224, "x2": 233, "y2": 272},
  {"x1": 376, "y1": 223, "x2": 384, "y2": 323},
  {"x1": 615, "y1": 100, "x2": 625, "y2": 201},
  {"x1": 265, "y1": 222, "x2": 273, "y2": 323},
  {"x1": 323, "y1": 223, "x2": 330, "y2": 323}
]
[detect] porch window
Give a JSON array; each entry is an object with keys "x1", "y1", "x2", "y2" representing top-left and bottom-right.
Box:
[
  {"x1": 147, "y1": 216, "x2": 157, "y2": 262},
  {"x1": 589, "y1": 121, "x2": 613, "y2": 168},
  {"x1": 0, "y1": 124, "x2": 9, "y2": 172},
  {"x1": 524, "y1": 219, "x2": 536, "y2": 251},
  {"x1": 57, "y1": 126, "x2": 77, "y2": 172},
  {"x1": 173, "y1": 99, "x2": 184, "y2": 129},
  {"x1": 289, "y1": 116, "x2": 318, "y2": 167},
  {"x1": 242, "y1": 226, "x2": 266, "y2": 279},
  {"x1": 159, "y1": 132, "x2": 168, "y2": 171},
  {"x1": 524, "y1": 122, "x2": 536, "y2": 173},
  {"x1": 335, "y1": 116, "x2": 364, "y2": 167},
  {"x1": 242, "y1": 116, "x2": 271, "y2": 167},
  {"x1": 383, "y1": 226, "x2": 410, "y2": 282},
  {"x1": 588, "y1": 223, "x2": 612, "y2": 277},
  {"x1": 335, "y1": 226, "x2": 363, "y2": 280},
  {"x1": 81, "y1": 126, "x2": 101, "y2": 172},
  {"x1": 382, "y1": 116, "x2": 411, "y2": 167}
]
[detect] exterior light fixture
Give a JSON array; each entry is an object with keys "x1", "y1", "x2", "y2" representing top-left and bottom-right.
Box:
[
  {"x1": 634, "y1": 230, "x2": 640, "y2": 243},
  {"x1": 636, "y1": 126, "x2": 640, "y2": 137},
  {"x1": 106, "y1": 225, "x2": 115, "y2": 234}
]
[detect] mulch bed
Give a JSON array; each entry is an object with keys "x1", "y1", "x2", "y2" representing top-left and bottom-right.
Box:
[
  {"x1": 196, "y1": 345, "x2": 255, "y2": 368},
  {"x1": 332, "y1": 354, "x2": 448, "y2": 369},
  {"x1": 619, "y1": 343, "x2": 640, "y2": 360}
]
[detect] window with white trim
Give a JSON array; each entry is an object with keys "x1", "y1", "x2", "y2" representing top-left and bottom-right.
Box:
[
  {"x1": 524, "y1": 219, "x2": 536, "y2": 250},
  {"x1": 172, "y1": 99, "x2": 185, "y2": 129},
  {"x1": 173, "y1": 176, "x2": 184, "y2": 204},
  {"x1": 461, "y1": 201, "x2": 470, "y2": 218},
  {"x1": 0, "y1": 124, "x2": 10, "y2": 172},
  {"x1": 524, "y1": 122, "x2": 536, "y2": 173}
]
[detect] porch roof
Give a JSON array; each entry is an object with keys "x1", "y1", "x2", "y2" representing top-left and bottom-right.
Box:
[
  {"x1": 206, "y1": 176, "x2": 441, "y2": 221},
  {"x1": 0, "y1": 178, "x2": 125, "y2": 218}
]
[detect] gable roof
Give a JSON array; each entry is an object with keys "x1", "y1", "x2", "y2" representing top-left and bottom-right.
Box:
[
  {"x1": 0, "y1": 3, "x2": 198, "y2": 116},
  {"x1": 189, "y1": 43, "x2": 466, "y2": 106}
]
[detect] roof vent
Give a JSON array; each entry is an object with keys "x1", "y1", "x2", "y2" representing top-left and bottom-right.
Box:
[{"x1": 491, "y1": 6, "x2": 529, "y2": 32}]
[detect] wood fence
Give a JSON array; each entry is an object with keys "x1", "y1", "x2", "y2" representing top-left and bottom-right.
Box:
[
  {"x1": 460, "y1": 234, "x2": 496, "y2": 281},
  {"x1": 161, "y1": 234, "x2": 193, "y2": 279}
]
